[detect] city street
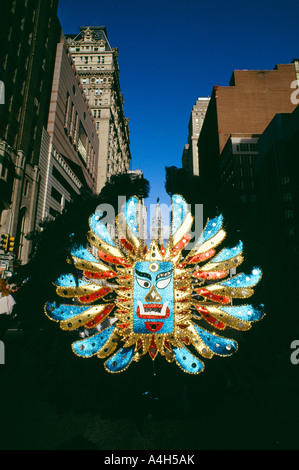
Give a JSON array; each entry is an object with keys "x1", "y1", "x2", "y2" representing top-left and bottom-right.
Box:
[{"x1": 1, "y1": 323, "x2": 299, "y2": 450}]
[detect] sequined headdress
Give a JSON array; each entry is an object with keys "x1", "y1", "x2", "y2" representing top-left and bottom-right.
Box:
[{"x1": 45, "y1": 195, "x2": 264, "y2": 374}]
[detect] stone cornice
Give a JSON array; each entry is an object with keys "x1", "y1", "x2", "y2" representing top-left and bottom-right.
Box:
[{"x1": 77, "y1": 70, "x2": 115, "y2": 77}]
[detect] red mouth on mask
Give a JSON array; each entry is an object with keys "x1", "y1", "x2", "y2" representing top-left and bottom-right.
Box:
[{"x1": 136, "y1": 302, "x2": 170, "y2": 319}]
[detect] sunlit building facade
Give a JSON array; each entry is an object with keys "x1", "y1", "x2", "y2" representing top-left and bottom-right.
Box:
[
  {"x1": 65, "y1": 26, "x2": 131, "y2": 192},
  {"x1": 182, "y1": 97, "x2": 210, "y2": 176}
]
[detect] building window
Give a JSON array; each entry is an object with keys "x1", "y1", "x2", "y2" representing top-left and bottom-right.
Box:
[
  {"x1": 23, "y1": 180, "x2": 29, "y2": 196},
  {"x1": 98, "y1": 110, "x2": 101, "y2": 118},
  {"x1": 8, "y1": 95, "x2": 13, "y2": 112},
  {"x1": 96, "y1": 122, "x2": 99, "y2": 130},
  {"x1": 49, "y1": 207, "x2": 59, "y2": 218},
  {"x1": 51, "y1": 186, "x2": 63, "y2": 204},
  {"x1": 64, "y1": 93, "x2": 71, "y2": 131},
  {"x1": 0, "y1": 163, "x2": 8, "y2": 181},
  {"x1": 3, "y1": 53, "x2": 8, "y2": 70},
  {"x1": 78, "y1": 121, "x2": 87, "y2": 162}
]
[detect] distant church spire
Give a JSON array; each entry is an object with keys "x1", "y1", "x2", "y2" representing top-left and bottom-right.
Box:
[{"x1": 151, "y1": 199, "x2": 164, "y2": 245}]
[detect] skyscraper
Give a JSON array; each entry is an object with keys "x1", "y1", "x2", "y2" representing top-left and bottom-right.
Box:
[
  {"x1": 36, "y1": 36, "x2": 99, "y2": 229},
  {"x1": 151, "y1": 199, "x2": 164, "y2": 246},
  {"x1": 256, "y1": 105, "x2": 299, "y2": 278},
  {"x1": 182, "y1": 97, "x2": 210, "y2": 176},
  {"x1": 65, "y1": 26, "x2": 131, "y2": 192},
  {"x1": 0, "y1": 0, "x2": 61, "y2": 266}
]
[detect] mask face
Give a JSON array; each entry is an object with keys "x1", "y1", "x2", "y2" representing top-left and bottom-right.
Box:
[{"x1": 133, "y1": 261, "x2": 174, "y2": 334}]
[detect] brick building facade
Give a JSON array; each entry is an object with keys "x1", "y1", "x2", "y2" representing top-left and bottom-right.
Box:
[{"x1": 197, "y1": 62, "x2": 299, "y2": 191}]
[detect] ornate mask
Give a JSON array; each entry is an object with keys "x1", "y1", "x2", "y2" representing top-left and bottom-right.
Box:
[{"x1": 45, "y1": 195, "x2": 264, "y2": 374}]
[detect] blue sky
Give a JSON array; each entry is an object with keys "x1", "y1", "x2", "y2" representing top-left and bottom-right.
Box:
[{"x1": 57, "y1": 0, "x2": 299, "y2": 227}]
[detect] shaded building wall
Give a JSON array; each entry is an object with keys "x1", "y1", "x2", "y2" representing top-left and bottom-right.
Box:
[
  {"x1": 46, "y1": 40, "x2": 98, "y2": 190},
  {"x1": 198, "y1": 63, "x2": 298, "y2": 194},
  {"x1": 0, "y1": 0, "x2": 61, "y2": 266},
  {"x1": 256, "y1": 106, "x2": 299, "y2": 279},
  {"x1": 36, "y1": 38, "x2": 99, "y2": 229},
  {"x1": 0, "y1": 0, "x2": 60, "y2": 164},
  {"x1": 219, "y1": 134, "x2": 260, "y2": 200},
  {"x1": 196, "y1": 88, "x2": 220, "y2": 194}
]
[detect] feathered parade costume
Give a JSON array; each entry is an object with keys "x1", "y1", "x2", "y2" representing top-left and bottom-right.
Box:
[{"x1": 45, "y1": 195, "x2": 264, "y2": 374}]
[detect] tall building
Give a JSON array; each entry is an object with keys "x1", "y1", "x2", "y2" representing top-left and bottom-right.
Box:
[
  {"x1": 197, "y1": 61, "x2": 299, "y2": 190},
  {"x1": 256, "y1": 105, "x2": 299, "y2": 277},
  {"x1": 36, "y1": 37, "x2": 99, "y2": 229},
  {"x1": 182, "y1": 97, "x2": 210, "y2": 175},
  {"x1": 65, "y1": 26, "x2": 132, "y2": 192},
  {"x1": 0, "y1": 5, "x2": 101, "y2": 269},
  {"x1": 127, "y1": 170, "x2": 147, "y2": 243},
  {"x1": 219, "y1": 133, "x2": 260, "y2": 203},
  {"x1": 0, "y1": 0, "x2": 61, "y2": 268},
  {"x1": 151, "y1": 199, "x2": 164, "y2": 245}
]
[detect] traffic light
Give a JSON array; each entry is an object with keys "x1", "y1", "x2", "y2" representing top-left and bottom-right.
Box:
[
  {"x1": 0, "y1": 234, "x2": 9, "y2": 252},
  {"x1": 8, "y1": 236, "x2": 15, "y2": 252}
]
